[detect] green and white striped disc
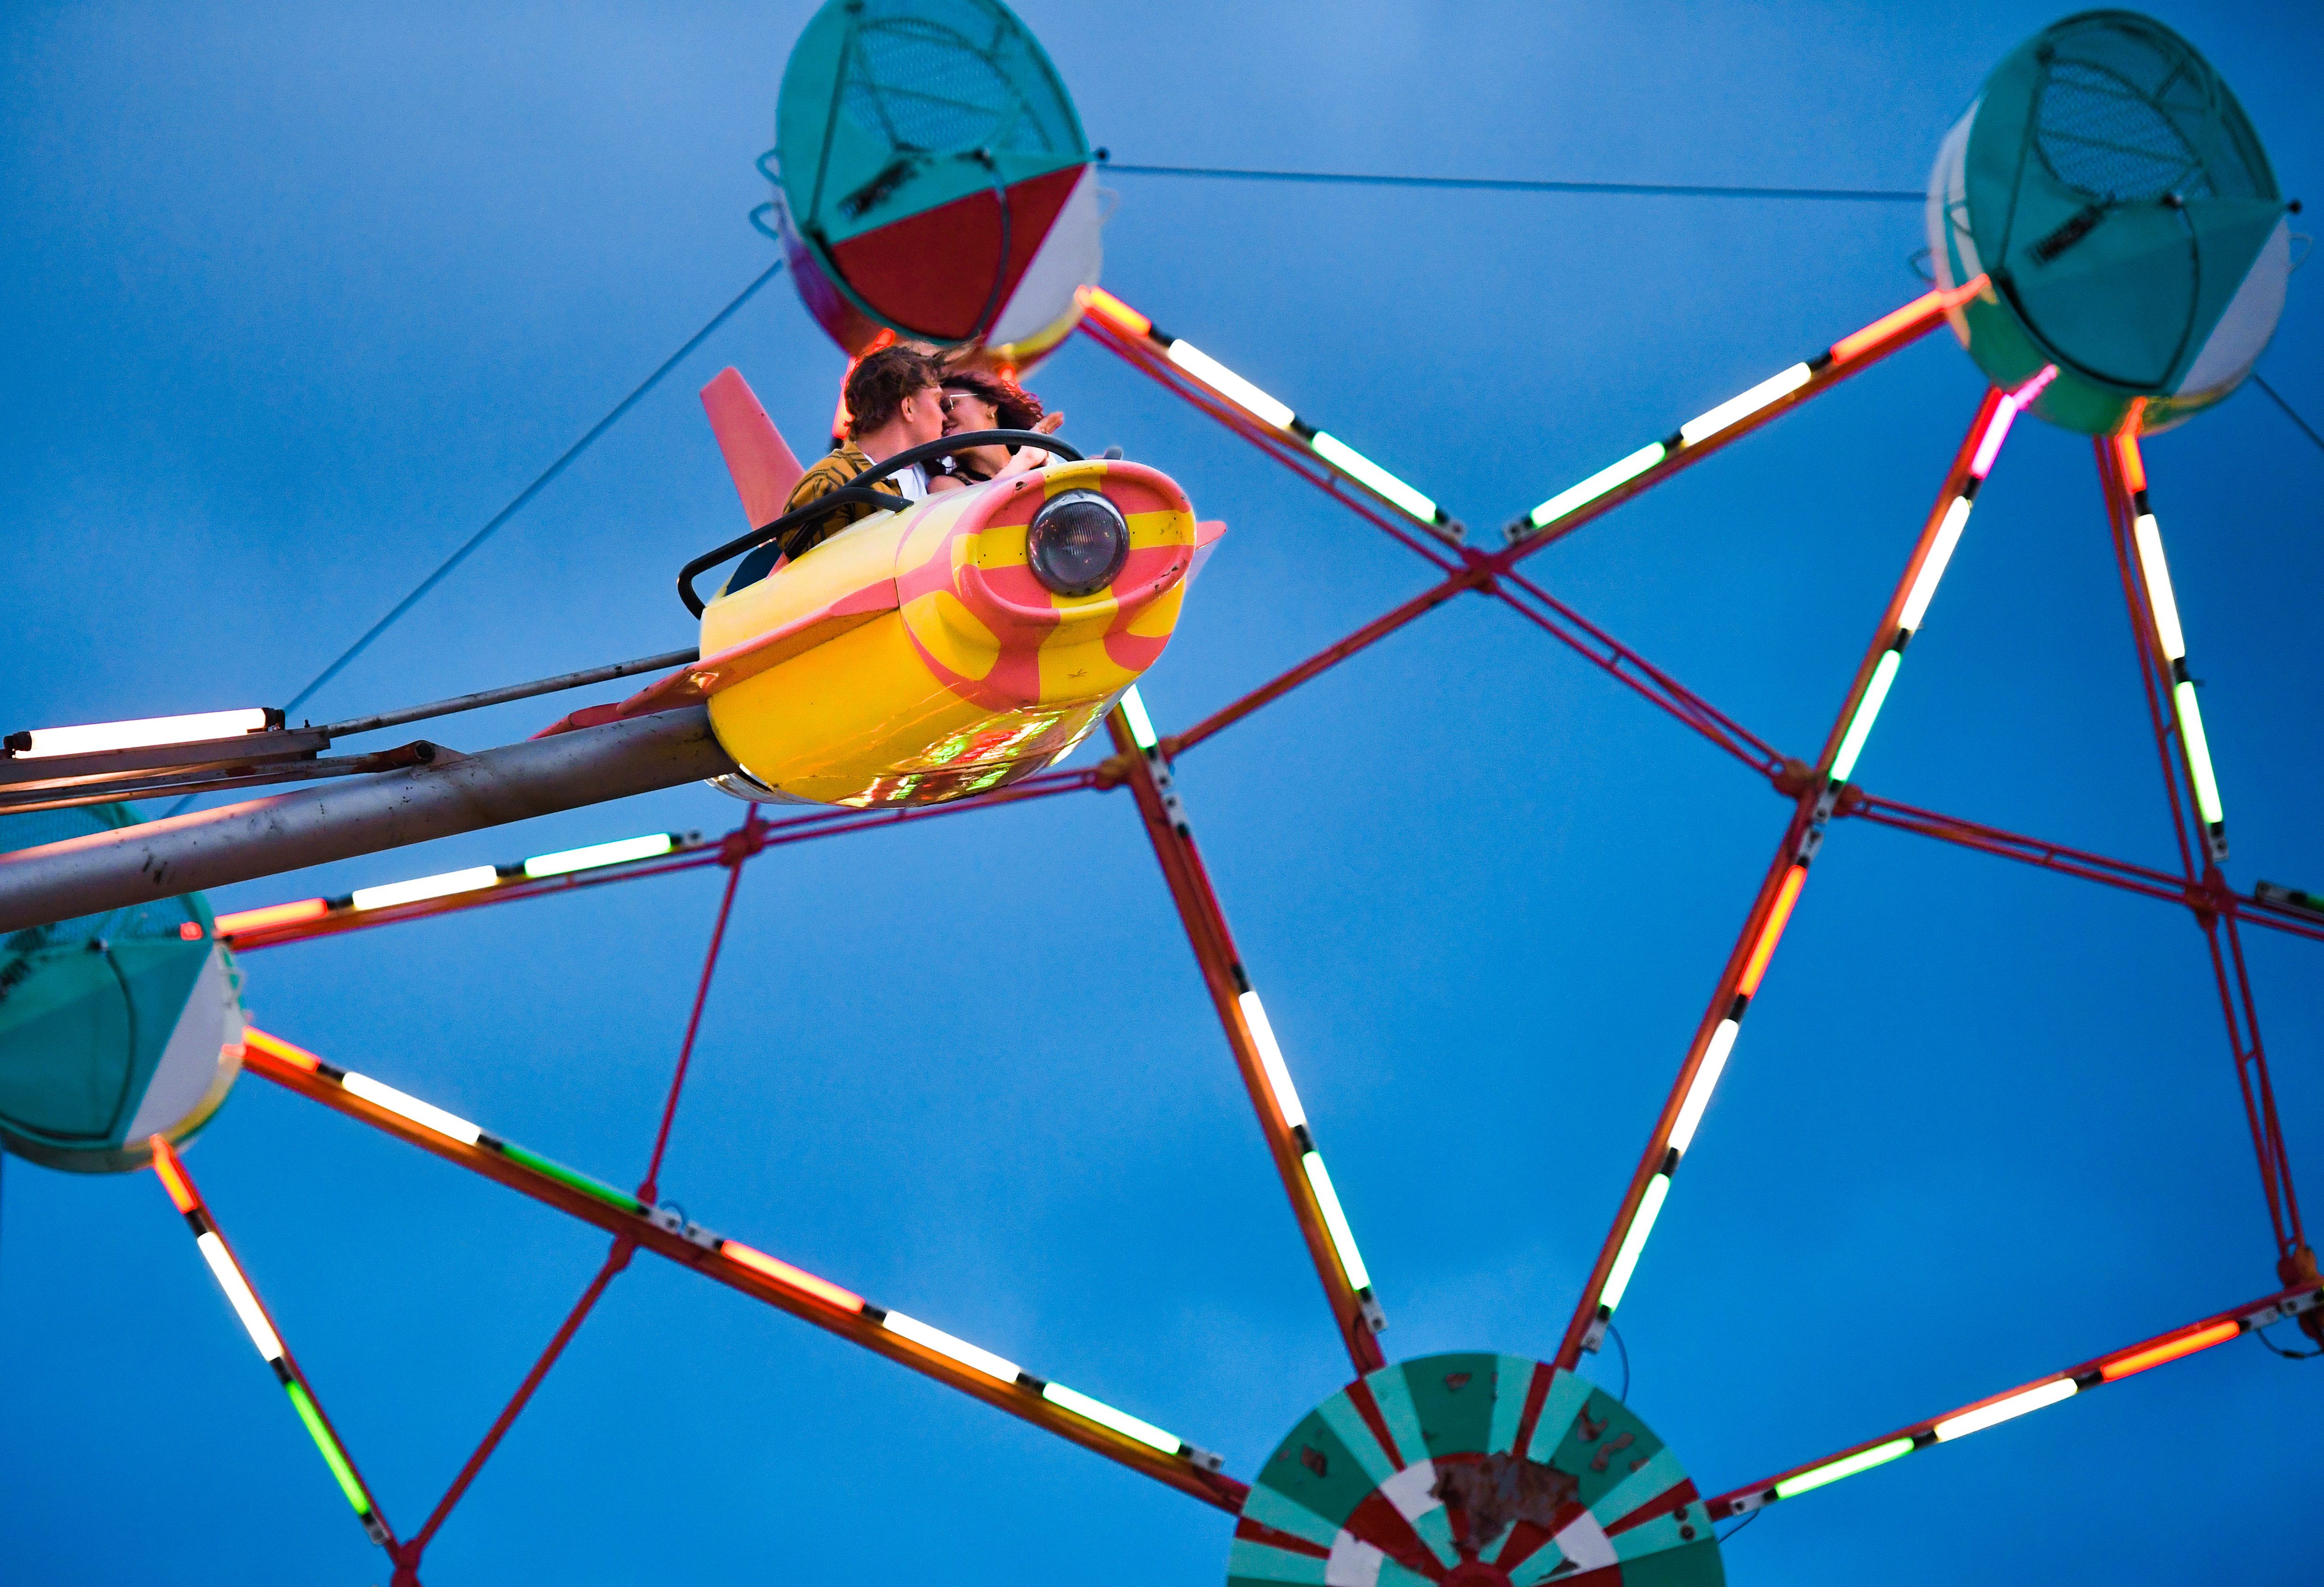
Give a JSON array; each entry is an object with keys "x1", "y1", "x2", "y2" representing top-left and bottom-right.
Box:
[{"x1": 1230, "y1": 1352, "x2": 1721, "y2": 1587}]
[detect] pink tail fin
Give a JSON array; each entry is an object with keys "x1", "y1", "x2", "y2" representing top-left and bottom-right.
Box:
[{"x1": 700, "y1": 367, "x2": 805, "y2": 528}]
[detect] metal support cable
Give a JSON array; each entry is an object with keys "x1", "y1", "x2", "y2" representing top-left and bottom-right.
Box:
[
  {"x1": 2254, "y1": 374, "x2": 2324, "y2": 457},
  {"x1": 1094, "y1": 155, "x2": 1922, "y2": 204},
  {"x1": 283, "y1": 259, "x2": 785, "y2": 718}
]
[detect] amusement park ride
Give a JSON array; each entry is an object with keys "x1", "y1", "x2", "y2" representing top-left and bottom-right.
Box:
[{"x1": 1, "y1": 5, "x2": 2317, "y2": 1582}]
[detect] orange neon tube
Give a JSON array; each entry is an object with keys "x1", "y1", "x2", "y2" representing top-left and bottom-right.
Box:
[
  {"x1": 1827, "y1": 276, "x2": 1987, "y2": 367},
  {"x1": 2100, "y1": 1319, "x2": 2238, "y2": 1380},
  {"x1": 1737, "y1": 865, "x2": 1807, "y2": 998},
  {"x1": 243, "y1": 1027, "x2": 323, "y2": 1073},
  {"x1": 1078, "y1": 287, "x2": 1152, "y2": 340},
  {"x1": 152, "y1": 1138, "x2": 198, "y2": 1213},
  {"x1": 720, "y1": 1241, "x2": 865, "y2": 1314},
  {"x1": 212, "y1": 898, "x2": 331, "y2": 935},
  {"x1": 2113, "y1": 432, "x2": 2147, "y2": 493}
]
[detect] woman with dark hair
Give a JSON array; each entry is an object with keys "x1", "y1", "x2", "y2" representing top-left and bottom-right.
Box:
[{"x1": 930, "y1": 368, "x2": 1065, "y2": 490}]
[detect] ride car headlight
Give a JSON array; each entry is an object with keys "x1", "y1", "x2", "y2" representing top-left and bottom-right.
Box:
[{"x1": 1025, "y1": 490, "x2": 1129, "y2": 597}]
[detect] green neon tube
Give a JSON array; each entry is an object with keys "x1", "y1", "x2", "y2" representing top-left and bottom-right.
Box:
[
  {"x1": 1598, "y1": 1171, "x2": 1670, "y2": 1313},
  {"x1": 1773, "y1": 1436, "x2": 1914, "y2": 1499},
  {"x1": 1300, "y1": 1152, "x2": 1371, "y2": 1291},
  {"x1": 1527, "y1": 442, "x2": 1667, "y2": 530},
  {"x1": 1310, "y1": 433, "x2": 1438, "y2": 521},
  {"x1": 2172, "y1": 681, "x2": 2225, "y2": 825},
  {"x1": 1041, "y1": 1382, "x2": 1182, "y2": 1454},
  {"x1": 286, "y1": 1381, "x2": 372, "y2": 1515},
  {"x1": 500, "y1": 1142, "x2": 643, "y2": 1214},
  {"x1": 1828, "y1": 649, "x2": 1901, "y2": 784}
]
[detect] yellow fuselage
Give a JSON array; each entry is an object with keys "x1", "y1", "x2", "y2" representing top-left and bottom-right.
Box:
[{"x1": 696, "y1": 459, "x2": 1205, "y2": 807}]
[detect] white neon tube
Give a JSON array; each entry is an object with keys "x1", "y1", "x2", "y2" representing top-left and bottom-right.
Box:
[
  {"x1": 1165, "y1": 341, "x2": 1296, "y2": 430},
  {"x1": 1300, "y1": 1152, "x2": 1371, "y2": 1291},
  {"x1": 1677, "y1": 363, "x2": 1812, "y2": 447},
  {"x1": 1041, "y1": 1383, "x2": 1182, "y2": 1454},
  {"x1": 1667, "y1": 1019, "x2": 1740, "y2": 1157},
  {"x1": 339, "y1": 1073, "x2": 484, "y2": 1146},
  {"x1": 1119, "y1": 686, "x2": 1159, "y2": 751},
  {"x1": 2173, "y1": 681, "x2": 2225, "y2": 825},
  {"x1": 1598, "y1": 1172, "x2": 1670, "y2": 1313},
  {"x1": 1828, "y1": 650, "x2": 1901, "y2": 784},
  {"x1": 1310, "y1": 432, "x2": 1439, "y2": 521},
  {"x1": 1933, "y1": 1377, "x2": 2076, "y2": 1441},
  {"x1": 1237, "y1": 991, "x2": 1307, "y2": 1131},
  {"x1": 13, "y1": 707, "x2": 272, "y2": 758},
  {"x1": 1527, "y1": 443, "x2": 1668, "y2": 530},
  {"x1": 522, "y1": 833, "x2": 673, "y2": 879},
  {"x1": 196, "y1": 1232, "x2": 284, "y2": 1361},
  {"x1": 2133, "y1": 514, "x2": 2186, "y2": 661},
  {"x1": 1897, "y1": 496, "x2": 1973, "y2": 634},
  {"x1": 350, "y1": 865, "x2": 499, "y2": 912},
  {"x1": 880, "y1": 1311, "x2": 1022, "y2": 1384}
]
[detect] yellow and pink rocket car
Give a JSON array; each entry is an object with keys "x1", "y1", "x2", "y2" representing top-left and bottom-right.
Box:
[{"x1": 548, "y1": 369, "x2": 1220, "y2": 807}]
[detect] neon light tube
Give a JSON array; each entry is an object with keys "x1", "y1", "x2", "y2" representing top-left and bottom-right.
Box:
[
  {"x1": 2101, "y1": 1319, "x2": 2239, "y2": 1379},
  {"x1": 1165, "y1": 341, "x2": 1296, "y2": 430},
  {"x1": 2172, "y1": 681, "x2": 2225, "y2": 824},
  {"x1": 719, "y1": 1240, "x2": 865, "y2": 1313},
  {"x1": 153, "y1": 1147, "x2": 198, "y2": 1213},
  {"x1": 1120, "y1": 685, "x2": 1159, "y2": 751},
  {"x1": 1933, "y1": 1377, "x2": 2076, "y2": 1441},
  {"x1": 1828, "y1": 289, "x2": 1949, "y2": 365},
  {"x1": 1300, "y1": 1151, "x2": 1371, "y2": 1291},
  {"x1": 286, "y1": 1382, "x2": 372, "y2": 1515},
  {"x1": 2133, "y1": 514, "x2": 2185, "y2": 661},
  {"x1": 1041, "y1": 1382, "x2": 1182, "y2": 1454},
  {"x1": 1526, "y1": 442, "x2": 1667, "y2": 530},
  {"x1": 497, "y1": 1142, "x2": 642, "y2": 1214},
  {"x1": 1897, "y1": 496, "x2": 1973, "y2": 633},
  {"x1": 211, "y1": 898, "x2": 331, "y2": 935},
  {"x1": 1677, "y1": 363, "x2": 1811, "y2": 447},
  {"x1": 1310, "y1": 432, "x2": 1439, "y2": 521},
  {"x1": 522, "y1": 832, "x2": 674, "y2": 879},
  {"x1": 9, "y1": 707, "x2": 272, "y2": 758},
  {"x1": 1773, "y1": 1436, "x2": 1914, "y2": 1498},
  {"x1": 1238, "y1": 990, "x2": 1307, "y2": 1131},
  {"x1": 1828, "y1": 650, "x2": 1901, "y2": 784},
  {"x1": 1736, "y1": 866, "x2": 1807, "y2": 998},
  {"x1": 1598, "y1": 1171, "x2": 1670, "y2": 1313},
  {"x1": 196, "y1": 1231, "x2": 284, "y2": 1361},
  {"x1": 1078, "y1": 286, "x2": 1152, "y2": 340},
  {"x1": 350, "y1": 865, "x2": 498, "y2": 912},
  {"x1": 243, "y1": 1028, "x2": 323, "y2": 1073},
  {"x1": 339, "y1": 1072, "x2": 483, "y2": 1146},
  {"x1": 880, "y1": 1311, "x2": 1022, "y2": 1383},
  {"x1": 1668, "y1": 1020, "x2": 1739, "y2": 1157}
]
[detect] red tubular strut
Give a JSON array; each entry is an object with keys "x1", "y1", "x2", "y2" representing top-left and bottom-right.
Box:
[
  {"x1": 2096, "y1": 441, "x2": 2311, "y2": 1287},
  {"x1": 1103, "y1": 709, "x2": 1388, "y2": 1375}
]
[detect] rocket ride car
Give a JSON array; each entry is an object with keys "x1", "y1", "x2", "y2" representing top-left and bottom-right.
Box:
[{"x1": 552, "y1": 368, "x2": 1221, "y2": 809}]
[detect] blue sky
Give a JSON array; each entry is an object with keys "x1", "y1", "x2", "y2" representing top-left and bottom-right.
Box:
[{"x1": 3, "y1": 1, "x2": 2320, "y2": 1581}]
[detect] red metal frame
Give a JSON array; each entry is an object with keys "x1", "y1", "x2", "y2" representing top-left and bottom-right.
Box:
[
  {"x1": 1704, "y1": 1281, "x2": 2324, "y2": 1519},
  {"x1": 238, "y1": 1032, "x2": 1249, "y2": 1522},
  {"x1": 1101, "y1": 708, "x2": 1388, "y2": 1374},
  {"x1": 136, "y1": 276, "x2": 2324, "y2": 1568},
  {"x1": 150, "y1": 1138, "x2": 400, "y2": 1554}
]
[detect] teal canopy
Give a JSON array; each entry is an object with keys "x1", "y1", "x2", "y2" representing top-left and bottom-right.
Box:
[
  {"x1": 1928, "y1": 11, "x2": 2291, "y2": 435},
  {"x1": 0, "y1": 803, "x2": 243, "y2": 1172}
]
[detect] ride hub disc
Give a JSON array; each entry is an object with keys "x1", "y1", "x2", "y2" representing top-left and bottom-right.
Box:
[{"x1": 1229, "y1": 1352, "x2": 1721, "y2": 1587}]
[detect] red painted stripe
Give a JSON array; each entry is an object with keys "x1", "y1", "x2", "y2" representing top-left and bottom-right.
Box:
[
  {"x1": 1602, "y1": 1477, "x2": 1699, "y2": 1537},
  {"x1": 1490, "y1": 1499, "x2": 1589, "y2": 1574},
  {"x1": 1340, "y1": 1489, "x2": 1447, "y2": 1582},
  {"x1": 1508, "y1": 1361, "x2": 1555, "y2": 1460},
  {"x1": 1346, "y1": 1377, "x2": 1406, "y2": 1468},
  {"x1": 1232, "y1": 1516, "x2": 1331, "y2": 1559},
  {"x1": 829, "y1": 165, "x2": 1086, "y2": 342}
]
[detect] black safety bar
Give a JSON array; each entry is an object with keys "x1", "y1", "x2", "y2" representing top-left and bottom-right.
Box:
[{"x1": 676, "y1": 429, "x2": 1083, "y2": 616}]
